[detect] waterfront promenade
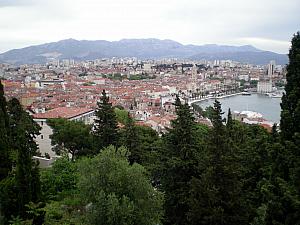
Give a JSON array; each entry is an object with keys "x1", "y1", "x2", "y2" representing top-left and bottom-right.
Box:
[{"x1": 188, "y1": 92, "x2": 242, "y2": 105}]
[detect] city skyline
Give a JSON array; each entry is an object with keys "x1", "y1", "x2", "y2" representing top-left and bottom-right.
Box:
[{"x1": 0, "y1": 0, "x2": 299, "y2": 54}]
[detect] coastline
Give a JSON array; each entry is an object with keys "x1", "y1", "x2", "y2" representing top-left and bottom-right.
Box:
[
  {"x1": 189, "y1": 92, "x2": 281, "y2": 124},
  {"x1": 188, "y1": 92, "x2": 242, "y2": 105}
]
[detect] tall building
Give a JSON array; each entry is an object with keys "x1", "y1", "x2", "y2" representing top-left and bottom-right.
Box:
[
  {"x1": 257, "y1": 60, "x2": 275, "y2": 93},
  {"x1": 188, "y1": 64, "x2": 198, "y2": 92},
  {"x1": 268, "y1": 60, "x2": 276, "y2": 77}
]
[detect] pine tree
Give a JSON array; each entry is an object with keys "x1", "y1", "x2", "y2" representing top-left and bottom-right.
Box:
[
  {"x1": 8, "y1": 98, "x2": 41, "y2": 217},
  {"x1": 124, "y1": 113, "x2": 141, "y2": 164},
  {"x1": 226, "y1": 108, "x2": 233, "y2": 130},
  {"x1": 265, "y1": 31, "x2": 300, "y2": 225},
  {"x1": 162, "y1": 95, "x2": 198, "y2": 225},
  {"x1": 188, "y1": 100, "x2": 245, "y2": 225},
  {"x1": 0, "y1": 80, "x2": 11, "y2": 180},
  {"x1": 280, "y1": 32, "x2": 300, "y2": 141},
  {"x1": 226, "y1": 108, "x2": 239, "y2": 143},
  {"x1": 280, "y1": 32, "x2": 300, "y2": 195},
  {"x1": 93, "y1": 90, "x2": 118, "y2": 150}
]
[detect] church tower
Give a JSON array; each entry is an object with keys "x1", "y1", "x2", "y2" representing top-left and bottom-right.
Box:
[{"x1": 190, "y1": 64, "x2": 198, "y2": 91}]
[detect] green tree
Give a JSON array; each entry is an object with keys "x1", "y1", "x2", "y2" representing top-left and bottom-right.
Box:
[
  {"x1": 260, "y1": 142, "x2": 300, "y2": 225},
  {"x1": 40, "y1": 157, "x2": 78, "y2": 201},
  {"x1": 264, "y1": 31, "x2": 300, "y2": 225},
  {"x1": 237, "y1": 124, "x2": 272, "y2": 223},
  {"x1": 0, "y1": 82, "x2": 14, "y2": 224},
  {"x1": 280, "y1": 32, "x2": 300, "y2": 200},
  {"x1": 134, "y1": 125, "x2": 161, "y2": 169},
  {"x1": 280, "y1": 31, "x2": 300, "y2": 141},
  {"x1": 77, "y1": 146, "x2": 164, "y2": 225},
  {"x1": 8, "y1": 98, "x2": 41, "y2": 218},
  {"x1": 226, "y1": 108, "x2": 233, "y2": 129},
  {"x1": 0, "y1": 176, "x2": 18, "y2": 224},
  {"x1": 203, "y1": 105, "x2": 215, "y2": 119},
  {"x1": 188, "y1": 100, "x2": 245, "y2": 225},
  {"x1": 123, "y1": 114, "x2": 141, "y2": 164},
  {"x1": 47, "y1": 118, "x2": 93, "y2": 160},
  {"x1": 114, "y1": 108, "x2": 130, "y2": 125},
  {"x1": 93, "y1": 90, "x2": 118, "y2": 150},
  {"x1": 161, "y1": 95, "x2": 199, "y2": 225},
  {"x1": 0, "y1": 79, "x2": 11, "y2": 180},
  {"x1": 191, "y1": 103, "x2": 205, "y2": 117}
]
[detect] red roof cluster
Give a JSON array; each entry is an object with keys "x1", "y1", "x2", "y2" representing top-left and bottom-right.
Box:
[{"x1": 32, "y1": 107, "x2": 93, "y2": 119}]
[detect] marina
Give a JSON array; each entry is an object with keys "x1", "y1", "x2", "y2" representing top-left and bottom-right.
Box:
[{"x1": 194, "y1": 93, "x2": 282, "y2": 123}]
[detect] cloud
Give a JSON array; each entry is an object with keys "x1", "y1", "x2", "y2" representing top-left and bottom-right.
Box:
[
  {"x1": 0, "y1": 0, "x2": 298, "y2": 54},
  {"x1": 235, "y1": 37, "x2": 291, "y2": 53},
  {"x1": 0, "y1": 0, "x2": 35, "y2": 7}
]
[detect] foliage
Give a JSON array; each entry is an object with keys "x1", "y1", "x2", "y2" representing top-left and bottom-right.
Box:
[
  {"x1": 250, "y1": 80, "x2": 258, "y2": 87},
  {"x1": 191, "y1": 103, "x2": 205, "y2": 117},
  {"x1": 274, "y1": 31, "x2": 300, "y2": 224},
  {"x1": 188, "y1": 100, "x2": 245, "y2": 225},
  {"x1": 128, "y1": 74, "x2": 156, "y2": 80},
  {"x1": 93, "y1": 90, "x2": 118, "y2": 150},
  {"x1": 47, "y1": 118, "x2": 93, "y2": 160},
  {"x1": 160, "y1": 95, "x2": 199, "y2": 225},
  {"x1": 2, "y1": 31, "x2": 300, "y2": 225},
  {"x1": 0, "y1": 176, "x2": 18, "y2": 223},
  {"x1": 114, "y1": 108, "x2": 129, "y2": 124},
  {"x1": 82, "y1": 81, "x2": 95, "y2": 86},
  {"x1": 114, "y1": 104, "x2": 125, "y2": 110},
  {"x1": 280, "y1": 32, "x2": 300, "y2": 140},
  {"x1": 77, "y1": 146, "x2": 164, "y2": 225},
  {"x1": 7, "y1": 98, "x2": 42, "y2": 218},
  {"x1": 0, "y1": 80, "x2": 11, "y2": 182},
  {"x1": 103, "y1": 73, "x2": 156, "y2": 81},
  {"x1": 0, "y1": 97, "x2": 42, "y2": 224},
  {"x1": 134, "y1": 125, "x2": 161, "y2": 167},
  {"x1": 43, "y1": 195, "x2": 83, "y2": 225},
  {"x1": 123, "y1": 114, "x2": 141, "y2": 164},
  {"x1": 40, "y1": 157, "x2": 78, "y2": 201},
  {"x1": 203, "y1": 105, "x2": 215, "y2": 119}
]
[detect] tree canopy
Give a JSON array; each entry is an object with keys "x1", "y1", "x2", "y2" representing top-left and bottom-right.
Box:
[
  {"x1": 93, "y1": 90, "x2": 119, "y2": 150},
  {"x1": 47, "y1": 118, "x2": 93, "y2": 160}
]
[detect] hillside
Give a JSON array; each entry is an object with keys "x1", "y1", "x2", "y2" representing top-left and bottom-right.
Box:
[{"x1": 0, "y1": 38, "x2": 288, "y2": 65}]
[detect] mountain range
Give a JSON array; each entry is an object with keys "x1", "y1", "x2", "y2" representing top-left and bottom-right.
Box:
[{"x1": 0, "y1": 38, "x2": 288, "y2": 65}]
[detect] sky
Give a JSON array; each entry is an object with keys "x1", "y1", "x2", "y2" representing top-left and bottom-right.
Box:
[{"x1": 0, "y1": 0, "x2": 299, "y2": 54}]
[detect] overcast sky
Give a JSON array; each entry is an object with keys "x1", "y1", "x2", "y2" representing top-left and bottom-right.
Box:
[{"x1": 0, "y1": 0, "x2": 299, "y2": 54}]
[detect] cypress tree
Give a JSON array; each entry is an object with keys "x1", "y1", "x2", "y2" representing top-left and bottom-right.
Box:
[
  {"x1": 280, "y1": 31, "x2": 300, "y2": 141},
  {"x1": 0, "y1": 80, "x2": 12, "y2": 224},
  {"x1": 94, "y1": 90, "x2": 118, "y2": 150},
  {"x1": 0, "y1": 80, "x2": 11, "y2": 180},
  {"x1": 124, "y1": 113, "x2": 141, "y2": 164},
  {"x1": 280, "y1": 32, "x2": 300, "y2": 196},
  {"x1": 162, "y1": 95, "x2": 198, "y2": 225},
  {"x1": 226, "y1": 108, "x2": 233, "y2": 129},
  {"x1": 8, "y1": 98, "x2": 41, "y2": 217},
  {"x1": 188, "y1": 100, "x2": 245, "y2": 225},
  {"x1": 265, "y1": 31, "x2": 300, "y2": 225}
]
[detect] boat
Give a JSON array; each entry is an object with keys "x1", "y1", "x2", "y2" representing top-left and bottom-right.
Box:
[
  {"x1": 241, "y1": 92, "x2": 251, "y2": 96},
  {"x1": 270, "y1": 93, "x2": 283, "y2": 98},
  {"x1": 265, "y1": 92, "x2": 283, "y2": 98}
]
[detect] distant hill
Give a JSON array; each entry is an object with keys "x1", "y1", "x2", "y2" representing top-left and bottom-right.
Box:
[{"x1": 0, "y1": 38, "x2": 288, "y2": 65}]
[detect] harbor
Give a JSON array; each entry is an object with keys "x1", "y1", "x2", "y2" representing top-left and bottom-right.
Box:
[{"x1": 192, "y1": 93, "x2": 282, "y2": 123}]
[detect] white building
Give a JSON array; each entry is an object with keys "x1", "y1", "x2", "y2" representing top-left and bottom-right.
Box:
[
  {"x1": 37, "y1": 79, "x2": 64, "y2": 88},
  {"x1": 257, "y1": 80, "x2": 272, "y2": 93},
  {"x1": 33, "y1": 107, "x2": 95, "y2": 158},
  {"x1": 238, "y1": 74, "x2": 249, "y2": 81}
]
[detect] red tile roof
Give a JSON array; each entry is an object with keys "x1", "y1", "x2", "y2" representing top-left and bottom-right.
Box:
[{"x1": 32, "y1": 107, "x2": 93, "y2": 119}]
